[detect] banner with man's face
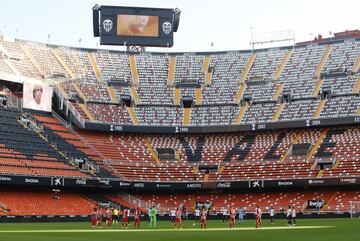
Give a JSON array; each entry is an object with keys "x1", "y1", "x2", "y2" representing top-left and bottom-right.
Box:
[{"x1": 23, "y1": 82, "x2": 53, "y2": 112}]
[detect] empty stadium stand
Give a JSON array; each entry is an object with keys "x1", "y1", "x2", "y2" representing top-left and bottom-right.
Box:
[
  {"x1": 1, "y1": 37, "x2": 359, "y2": 127},
  {"x1": 0, "y1": 34, "x2": 360, "y2": 219}
]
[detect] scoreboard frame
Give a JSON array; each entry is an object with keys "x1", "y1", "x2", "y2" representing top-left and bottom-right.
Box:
[{"x1": 93, "y1": 5, "x2": 180, "y2": 47}]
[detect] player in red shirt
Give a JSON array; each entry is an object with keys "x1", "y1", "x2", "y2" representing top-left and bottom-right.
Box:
[
  {"x1": 229, "y1": 207, "x2": 236, "y2": 228},
  {"x1": 134, "y1": 207, "x2": 141, "y2": 229},
  {"x1": 175, "y1": 207, "x2": 182, "y2": 229},
  {"x1": 121, "y1": 208, "x2": 129, "y2": 228},
  {"x1": 200, "y1": 207, "x2": 207, "y2": 229},
  {"x1": 255, "y1": 205, "x2": 262, "y2": 228},
  {"x1": 91, "y1": 207, "x2": 97, "y2": 227},
  {"x1": 97, "y1": 208, "x2": 103, "y2": 228},
  {"x1": 106, "y1": 208, "x2": 112, "y2": 227}
]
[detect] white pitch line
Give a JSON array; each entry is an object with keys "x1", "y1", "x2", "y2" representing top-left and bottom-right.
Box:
[{"x1": 0, "y1": 226, "x2": 334, "y2": 233}]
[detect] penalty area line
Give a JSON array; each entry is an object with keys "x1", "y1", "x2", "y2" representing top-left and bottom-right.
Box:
[{"x1": 0, "y1": 226, "x2": 334, "y2": 233}]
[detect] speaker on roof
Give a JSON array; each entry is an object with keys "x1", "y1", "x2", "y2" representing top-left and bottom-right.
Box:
[{"x1": 93, "y1": 4, "x2": 100, "y2": 37}]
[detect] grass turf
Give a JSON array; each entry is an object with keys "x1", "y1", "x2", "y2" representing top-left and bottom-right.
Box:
[{"x1": 0, "y1": 218, "x2": 358, "y2": 241}]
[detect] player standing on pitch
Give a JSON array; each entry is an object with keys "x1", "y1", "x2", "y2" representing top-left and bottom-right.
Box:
[
  {"x1": 106, "y1": 208, "x2": 112, "y2": 227},
  {"x1": 149, "y1": 206, "x2": 157, "y2": 229},
  {"x1": 287, "y1": 206, "x2": 292, "y2": 226},
  {"x1": 195, "y1": 207, "x2": 201, "y2": 224},
  {"x1": 200, "y1": 207, "x2": 207, "y2": 229},
  {"x1": 229, "y1": 207, "x2": 236, "y2": 228},
  {"x1": 112, "y1": 207, "x2": 119, "y2": 225},
  {"x1": 291, "y1": 206, "x2": 297, "y2": 226},
  {"x1": 91, "y1": 207, "x2": 97, "y2": 227},
  {"x1": 134, "y1": 207, "x2": 141, "y2": 229},
  {"x1": 238, "y1": 207, "x2": 245, "y2": 223},
  {"x1": 121, "y1": 208, "x2": 129, "y2": 228},
  {"x1": 170, "y1": 208, "x2": 176, "y2": 224},
  {"x1": 255, "y1": 205, "x2": 262, "y2": 228},
  {"x1": 97, "y1": 208, "x2": 103, "y2": 228},
  {"x1": 269, "y1": 206, "x2": 275, "y2": 224},
  {"x1": 175, "y1": 207, "x2": 182, "y2": 229}
]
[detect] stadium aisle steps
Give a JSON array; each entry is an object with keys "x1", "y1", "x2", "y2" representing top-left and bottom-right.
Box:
[
  {"x1": 173, "y1": 88, "x2": 180, "y2": 105},
  {"x1": 308, "y1": 129, "x2": 329, "y2": 163},
  {"x1": 235, "y1": 105, "x2": 248, "y2": 124},
  {"x1": 333, "y1": 159, "x2": 341, "y2": 169},
  {"x1": 56, "y1": 82, "x2": 69, "y2": 99},
  {"x1": 3, "y1": 58, "x2": 20, "y2": 75},
  {"x1": 274, "y1": 50, "x2": 293, "y2": 80},
  {"x1": 234, "y1": 84, "x2": 246, "y2": 104},
  {"x1": 272, "y1": 103, "x2": 285, "y2": 122},
  {"x1": 203, "y1": 173, "x2": 209, "y2": 182},
  {"x1": 240, "y1": 53, "x2": 256, "y2": 83},
  {"x1": 203, "y1": 55, "x2": 213, "y2": 86},
  {"x1": 312, "y1": 79, "x2": 324, "y2": 97},
  {"x1": 78, "y1": 104, "x2": 95, "y2": 121},
  {"x1": 183, "y1": 108, "x2": 191, "y2": 126},
  {"x1": 203, "y1": 55, "x2": 210, "y2": 74},
  {"x1": 87, "y1": 52, "x2": 104, "y2": 84},
  {"x1": 321, "y1": 191, "x2": 339, "y2": 211},
  {"x1": 316, "y1": 169, "x2": 324, "y2": 178},
  {"x1": 72, "y1": 83, "x2": 89, "y2": 102},
  {"x1": 313, "y1": 99, "x2": 327, "y2": 119},
  {"x1": 167, "y1": 56, "x2": 176, "y2": 86},
  {"x1": 19, "y1": 44, "x2": 44, "y2": 77},
  {"x1": 130, "y1": 86, "x2": 140, "y2": 105},
  {"x1": 107, "y1": 86, "x2": 118, "y2": 103},
  {"x1": 129, "y1": 55, "x2": 139, "y2": 85},
  {"x1": 51, "y1": 48, "x2": 76, "y2": 79},
  {"x1": 353, "y1": 75, "x2": 360, "y2": 94},
  {"x1": 315, "y1": 45, "x2": 332, "y2": 78},
  {"x1": 144, "y1": 137, "x2": 161, "y2": 165},
  {"x1": 352, "y1": 55, "x2": 360, "y2": 73},
  {"x1": 272, "y1": 83, "x2": 284, "y2": 101},
  {"x1": 195, "y1": 87, "x2": 202, "y2": 105},
  {"x1": 127, "y1": 106, "x2": 139, "y2": 125}
]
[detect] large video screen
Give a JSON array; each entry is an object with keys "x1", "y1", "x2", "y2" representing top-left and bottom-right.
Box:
[
  {"x1": 117, "y1": 15, "x2": 158, "y2": 37},
  {"x1": 99, "y1": 6, "x2": 174, "y2": 47},
  {"x1": 23, "y1": 82, "x2": 52, "y2": 112}
]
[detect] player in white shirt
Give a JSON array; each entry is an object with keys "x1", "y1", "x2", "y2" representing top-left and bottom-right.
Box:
[
  {"x1": 195, "y1": 208, "x2": 201, "y2": 223},
  {"x1": 170, "y1": 209, "x2": 176, "y2": 224},
  {"x1": 286, "y1": 206, "x2": 292, "y2": 226},
  {"x1": 291, "y1": 206, "x2": 297, "y2": 226},
  {"x1": 269, "y1": 206, "x2": 275, "y2": 224},
  {"x1": 222, "y1": 207, "x2": 228, "y2": 223}
]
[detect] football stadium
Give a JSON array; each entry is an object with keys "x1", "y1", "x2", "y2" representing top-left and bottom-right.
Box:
[{"x1": 0, "y1": 0, "x2": 360, "y2": 240}]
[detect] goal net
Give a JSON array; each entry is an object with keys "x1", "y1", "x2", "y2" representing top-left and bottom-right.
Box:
[{"x1": 350, "y1": 201, "x2": 360, "y2": 218}]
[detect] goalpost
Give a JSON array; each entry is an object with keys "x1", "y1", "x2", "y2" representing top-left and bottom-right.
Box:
[{"x1": 349, "y1": 201, "x2": 360, "y2": 218}]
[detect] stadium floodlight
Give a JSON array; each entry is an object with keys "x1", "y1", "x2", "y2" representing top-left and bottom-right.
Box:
[{"x1": 250, "y1": 29, "x2": 295, "y2": 50}]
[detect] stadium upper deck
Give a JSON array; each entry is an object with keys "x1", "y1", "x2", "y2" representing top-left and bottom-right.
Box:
[{"x1": 0, "y1": 34, "x2": 359, "y2": 128}]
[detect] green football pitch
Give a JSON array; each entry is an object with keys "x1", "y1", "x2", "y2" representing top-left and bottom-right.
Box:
[{"x1": 0, "y1": 218, "x2": 358, "y2": 241}]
